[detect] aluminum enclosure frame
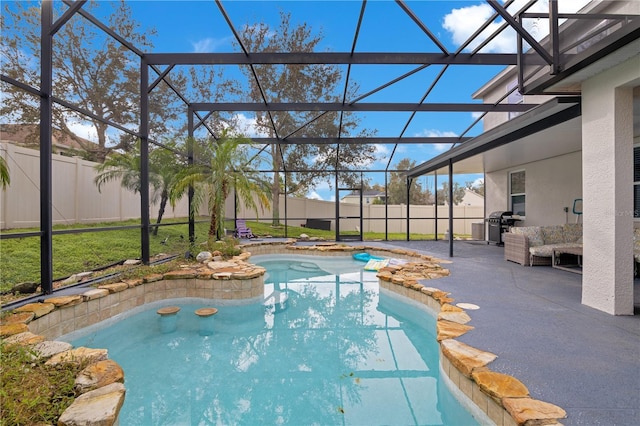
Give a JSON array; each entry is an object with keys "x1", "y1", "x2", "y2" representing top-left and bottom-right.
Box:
[{"x1": 2, "y1": 0, "x2": 635, "y2": 294}]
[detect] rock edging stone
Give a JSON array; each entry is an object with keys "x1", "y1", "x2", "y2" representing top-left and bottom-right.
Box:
[
  {"x1": 374, "y1": 255, "x2": 567, "y2": 426},
  {"x1": 0, "y1": 330, "x2": 125, "y2": 426}
]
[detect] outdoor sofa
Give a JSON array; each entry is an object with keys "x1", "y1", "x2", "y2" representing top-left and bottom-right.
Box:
[{"x1": 503, "y1": 223, "x2": 583, "y2": 266}]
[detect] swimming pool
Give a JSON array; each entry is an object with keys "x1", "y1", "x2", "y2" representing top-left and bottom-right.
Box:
[{"x1": 67, "y1": 254, "x2": 480, "y2": 425}]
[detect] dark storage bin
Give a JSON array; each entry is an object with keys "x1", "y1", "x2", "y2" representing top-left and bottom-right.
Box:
[{"x1": 305, "y1": 219, "x2": 331, "y2": 231}]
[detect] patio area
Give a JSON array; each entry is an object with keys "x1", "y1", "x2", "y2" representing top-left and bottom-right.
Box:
[{"x1": 352, "y1": 239, "x2": 640, "y2": 425}]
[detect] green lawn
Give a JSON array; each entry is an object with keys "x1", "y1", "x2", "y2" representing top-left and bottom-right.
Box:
[
  {"x1": 0, "y1": 218, "x2": 449, "y2": 292},
  {"x1": 1, "y1": 219, "x2": 202, "y2": 292},
  {"x1": 0, "y1": 218, "x2": 323, "y2": 291}
]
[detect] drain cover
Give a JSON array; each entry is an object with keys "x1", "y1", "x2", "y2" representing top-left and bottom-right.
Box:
[{"x1": 456, "y1": 303, "x2": 480, "y2": 310}]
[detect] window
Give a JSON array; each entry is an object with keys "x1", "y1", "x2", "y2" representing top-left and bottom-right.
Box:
[
  {"x1": 510, "y1": 170, "x2": 525, "y2": 216},
  {"x1": 634, "y1": 145, "x2": 639, "y2": 219}
]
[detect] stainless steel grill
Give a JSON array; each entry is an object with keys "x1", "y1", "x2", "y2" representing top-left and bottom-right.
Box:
[{"x1": 486, "y1": 211, "x2": 516, "y2": 245}]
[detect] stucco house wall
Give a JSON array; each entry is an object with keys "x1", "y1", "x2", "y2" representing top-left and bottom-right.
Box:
[
  {"x1": 486, "y1": 150, "x2": 582, "y2": 227},
  {"x1": 477, "y1": 74, "x2": 554, "y2": 132},
  {"x1": 581, "y1": 55, "x2": 638, "y2": 314}
]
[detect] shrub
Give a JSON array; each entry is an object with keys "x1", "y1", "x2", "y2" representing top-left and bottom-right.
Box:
[
  {"x1": 0, "y1": 341, "x2": 87, "y2": 424},
  {"x1": 207, "y1": 236, "x2": 242, "y2": 258}
]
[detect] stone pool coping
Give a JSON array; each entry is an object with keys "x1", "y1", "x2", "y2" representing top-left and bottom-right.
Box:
[{"x1": 0, "y1": 240, "x2": 566, "y2": 426}]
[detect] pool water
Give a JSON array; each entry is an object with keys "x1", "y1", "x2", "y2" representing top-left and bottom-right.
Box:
[{"x1": 69, "y1": 255, "x2": 479, "y2": 425}]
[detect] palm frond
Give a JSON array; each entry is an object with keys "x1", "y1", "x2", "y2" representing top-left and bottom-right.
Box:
[{"x1": 0, "y1": 156, "x2": 10, "y2": 189}]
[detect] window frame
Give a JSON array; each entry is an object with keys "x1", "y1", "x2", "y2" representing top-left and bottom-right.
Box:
[{"x1": 509, "y1": 169, "x2": 526, "y2": 217}]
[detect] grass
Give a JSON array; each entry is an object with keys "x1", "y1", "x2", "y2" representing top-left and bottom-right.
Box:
[
  {"x1": 1, "y1": 218, "x2": 204, "y2": 292},
  {"x1": 0, "y1": 218, "x2": 327, "y2": 292},
  {"x1": 0, "y1": 217, "x2": 453, "y2": 293},
  {"x1": 0, "y1": 341, "x2": 90, "y2": 424}
]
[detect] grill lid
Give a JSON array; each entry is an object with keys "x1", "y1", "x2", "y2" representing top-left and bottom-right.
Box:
[{"x1": 488, "y1": 210, "x2": 513, "y2": 219}]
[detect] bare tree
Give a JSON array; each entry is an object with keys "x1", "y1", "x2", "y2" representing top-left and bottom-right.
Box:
[
  {"x1": 1, "y1": 1, "x2": 183, "y2": 161},
  {"x1": 466, "y1": 179, "x2": 485, "y2": 196},
  {"x1": 386, "y1": 158, "x2": 432, "y2": 205},
  {"x1": 437, "y1": 181, "x2": 466, "y2": 206},
  {"x1": 235, "y1": 12, "x2": 376, "y2": 225}
]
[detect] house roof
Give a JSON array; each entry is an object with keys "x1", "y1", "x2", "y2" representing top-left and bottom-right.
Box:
[
  {"x1": 0, "y1": 124, "x2": 94, "y2": 152},
  {"x1": 343, "y1": 190, "x2": 385, "y2": 198},
  {"x1": 405, "y1": 96, "x2": 582, "y2": 178}
]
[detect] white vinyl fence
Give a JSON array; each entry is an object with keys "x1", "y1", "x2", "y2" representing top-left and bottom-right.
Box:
[
  {"x1": 2, "y1": 143, "x2": 486, "y2": 236},
  {"x1": 0, "y1": 143, "x2": 190, "y2": 229},
  {"x1": 232, "y1": 196, "x2": 485, "y2": 237}
]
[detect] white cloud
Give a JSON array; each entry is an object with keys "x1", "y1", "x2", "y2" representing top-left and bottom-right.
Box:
[
  {"x1": 473, "y1": 177, "x2": 484, "y2": 187},
  {"x1": 416, "y1": 129, "x2": 458, "y2": 138},
  {"x1": 394, "y1": 144, "x2": 407, "y2": 154},
  {"x1": 415, "y1": 129, "x2": 457, "y2": 152},
  {"x1": 67, "y1": 120, "x2": 98, "y2": 143},
  {"x1": 306, "y1": 188, "x2": 335, "y2": 202},
  {"x1": 442, "y1": 0, "x2": 591, "y2": 54},
  {"x1": 373, "y1": 144, "x2": 389, "y2": 156},
  {"x1": 307, "y1": 190, "x2": 323, "y2": 200},
  {"x1": 190, "y1": 37, "x2": 231, "y2": 53},
  {"x1": 234, "y1": 113, "x2": 269, "y2": 138},
  {"x1": 433, "y1": 143, "x2": 453, "y2": 152},
  {"x1": 314, "y1": 180, "x2": 332, "y2": 190},
  {"x1": 368, "y1": 143, "x2": 389, "y2": 165},
  {"x1": 443, "y1": 3, "x2": 514, "y2": 53},
  {"x1": 471, "y1": 111, "x2": 484, "y2": 120}
]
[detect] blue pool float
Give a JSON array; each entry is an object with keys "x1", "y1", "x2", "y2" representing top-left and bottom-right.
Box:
[{"x1": 352, "y1": 252, "x2": 385, "y2": 262}]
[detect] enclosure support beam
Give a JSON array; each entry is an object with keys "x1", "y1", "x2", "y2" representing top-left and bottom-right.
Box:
[
  {"x1": 434, "y1": 172, "x2": 438, "y2": 241},
  {"x1": 144, "y1": 52, "x2": 522, "y2": 66},
  {"x1": 334, "y1": 171, "x2": 340, "y2": 240},
  {"x1": 40, "y1": 1, "x2": 53, "y2": 294},
  {"x1": 140, "y1": 61, "x2": 150, "y2": 264},
  {"x1": 359, "y1": 174, "x2": 364, "y2": 242},
  {"x1": 187, "y1": 108, "x2": 195, "y2": 244},
  {"x1": 448, "y1": 160, "x2": 454, "y2": 257},
  {"x1": 549, "y1": 0, "x2": 560, "y2": 75},
  {"x1": 406, "y1": 178, "x2": 412, "y2": 241},
  {"x1": 384, "y1": 172, "x2": 388, "y2": 241},
  {"x1": 284, "y1": 173, "x2": 288, "y2": 239}
]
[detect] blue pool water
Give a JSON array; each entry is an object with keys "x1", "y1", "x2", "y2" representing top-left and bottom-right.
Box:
[{"x1": 69, "y1": 255, "x2": 479, "y2": 425}]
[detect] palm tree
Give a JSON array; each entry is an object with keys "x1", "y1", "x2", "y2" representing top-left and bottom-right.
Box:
[
  {"x1": 0, "y1": 156, "x2": 10, "y2": 189},
  {"x1": 94, "y1": 140, "x2": 185, "y2": 235},
  {"x1": 171, "y1": 131, "x2": 271, "y2": 240}
]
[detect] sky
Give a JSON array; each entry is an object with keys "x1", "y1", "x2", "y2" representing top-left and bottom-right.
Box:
[
  {"x1": 4, "y1": 0, "x2": 591, "y2": 201},
  {"x1": 122, "y1": 0, "x2": 513, "y2": 200}
]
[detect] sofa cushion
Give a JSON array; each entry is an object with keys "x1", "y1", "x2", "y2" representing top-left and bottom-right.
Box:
[
  {"x1": 530, "y1": 242, "x2": 581, "y2": 258},
  {"x1": 529, "y1": 245, "x2": 556, "y2": 258},
  {"x1": 541, "y1": 225, "x2": 565, "y2": 245},
  {"x1": 510, "y1": 226, "x2": 544, "y2": 247},
  {"x1": 563, "y1": 223, "x2": 582, "y2": 243}
]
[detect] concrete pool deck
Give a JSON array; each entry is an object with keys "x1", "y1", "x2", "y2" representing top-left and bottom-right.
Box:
[{"x1": 332, "y1": 239, "x2": 640, "y2": 426}]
